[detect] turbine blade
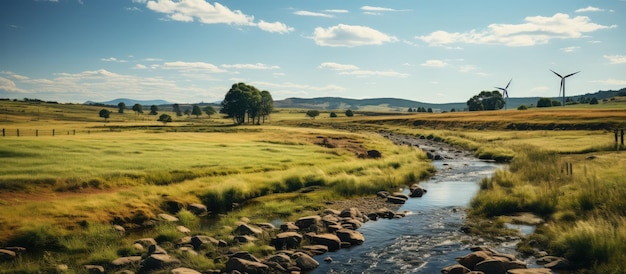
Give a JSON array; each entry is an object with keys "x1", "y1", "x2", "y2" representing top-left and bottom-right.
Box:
[
  {"x1": 564, "y1": 71, "x2": 580, "y2": 78},
  {"x1": 495, "y1": 87, "x2": 505, "y2": 91},
  {"x1": 551, "y1": 69, "x2": 563, "y2": 78},
  {"x1": 504, "y1": 90, "x2": 509, "y2": 98},
  {"x1": 505, "y1": 79, "x2": 512, "y2": 89},
  {"x1": 559, "y1": 79, "x2": 564, "y2": 97}
]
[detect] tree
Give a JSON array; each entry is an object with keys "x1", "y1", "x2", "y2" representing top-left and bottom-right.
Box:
[
  {"x1": 203, "y1": 105, "x2": 216, "y2": 118},
  {"x1": 306, "y1": 110, "x2": 320, "y2": 119},
  {"x1": 158, "y1": 114, "x2": 172, "y2": 125},
  {"x1": 427, "y1": 107, "x2": 433, "y2": 113},
  {"x1": 117, "y1": 102, "x2": 126, "y2": 114},
  {"x1": 184, "y1": 108, "x2": 191, "y2": 118},
  {"x1": 191, "y1": 104, "x2": 202, "y2": 118},
  {"x1": 99, "y1": 109, "x2": 111, "y2": 122},
  {"x1": 589, "y1": 97, "x2": 599, "y2": 105},
  {"x1": 408, "y1": 107, "x2": 413, "y2": 112},
  {"x1": 330, "y1": 112, "x2": 337, "y2": 118},
  {"x1": 537, "y1": 98, "x2": 553, "y2": 108},
  {"x1": 345, "y1": 109, "x2": 354, "y2": 117},
  {"x1": 132, "y1": 104, "x2": 143, "y2": 115},
  {"x1": 450, "y1": 108, "x2": 456, "y2": 112},
  {"x1": 220, "y1": 82, "x2": 274, "y2": 125},
  {"x1": 467, "y1": 90, "x2": 505, "y2": 111},
  {"x1": 518, "y1": 105, "x2": 528, "y2": 110},
  {"x1": 172, "y1": 104, "x2": 183, "y2": 117},
  {"x1": 149, "y1": 105, "x2": 158, "y2": 115}
]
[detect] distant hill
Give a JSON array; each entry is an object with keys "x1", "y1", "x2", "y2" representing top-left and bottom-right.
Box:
[{"x1": 84, "y1": 98, "x2": 171, "y2": 106}]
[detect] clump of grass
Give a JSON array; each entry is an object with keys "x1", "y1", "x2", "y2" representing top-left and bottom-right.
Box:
[
  {"x1": 474, "y1": 146, "x2": 515, "y2": 162},
  {"x1": 177, "y1": 209, "x2": 200, "y2": 230}
]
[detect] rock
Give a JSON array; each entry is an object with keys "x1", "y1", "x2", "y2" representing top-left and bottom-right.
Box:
[
  {"x1": 141, "y1": 254, "x2": 180, "y2": 271},
  {"x1": 171, "y1": 267, "x2": 202, "y2": 274},
  {"x1": 367, "y1": 150, "x2": 382, "y2": 158},
  {"x1": 254, "y1": 223, "x2": 276, "y2": 230},
  {"x1": 409, "y1": 186, "x2": 426, "y2": 197},
  {"x1": 375, "y1": 207, "x2": 396, "y2": 219},
  {"x1": 158, "y1": 213, "x2": 179, "y2": 222},
  {"x1": 535, "y1": 255, "x2": 563, "y2": 265},
  {"x1": 148, "y1": 244, "x2": 168, "y2": 255},
  {"x1": 474, "y1": 258, "x2": 526, "y2": 274},
  {"x1": 301, "y1": 245, "x2": 329, "y2": 256},
  {"x1": 324, "y1": 256, "x2": 333, "y2": 262},
  {"x1": 114, "y1": 270, "x2": 135, "y2": 274},
  {"x1": 187, "y1": 203, "x2": 208, "y2": 216},
  {"x1": 178, "y1": 246, "x2": 198, "y2": 256},
  {"x1": 234, "y1": 223, "x2": 263, "y2": 236},
  {"x1": 271, "y1": 232, "x2": 303, "y2": 250},
  {"x1": 225, "y1": 257, "x2": 269, "y2": 274},
  {"x1": 507, "y1": 269, "x2": 552, "y2": 274},
  {"x1": 57, "y1": 264, "x2": 69, "y2": 271},
  {"x1": 83, "y1": 265, "x2": 105, "y2": 273},
  {"x1": 377, "y1": 191, "x2": 390, "y2": 198},
  {"x1": 543, "y1": 257, "x2": 572, "y2": 270},
  {"x1": 339, "y1": 207, "x2": 362, "y2": 218},
  {"x1": 0, "y1": 249, "x2": 16, "y2": 261},
  {"x1": 230, "y1": 251, "x2": 261, "y2": 262},
  {"x1": 234, "y1": 235, "x2": 258, "y2": 243},
  {"x1": 176, "y1": 225, "x2": 191, "y2": 234},
  {"x1": 111, "y1": 256, "x2": 142, "y2": 267},
  {"x1": 441, "y1": 264, "x2": 471, "y2": 274},
  {"x1": 113, "y1": 224, "x2": 126, "y2": 234},
  {"x1": 341, "y1": 219, "x2": 363, "y2": 230},
  {"x1": 190, "y1": 235, "x2": 220, "y2": 249},
  {"x1": 336, "y1": 229, "x2": 365, "y2": 245},
  {"x1": 310, "y1": 233, "x2": 341, "y2": 251},
  {"x1": 323, "y1": 208, "x2": 341, "y2": 216},
  {"x1": 134, "y1": 238, "x2": 157, "y2": 248},
  {"x1": 280, "y1": 222, "x2": 299, "y2": 232},
  {"x1": 457, "y1": 251, "x2": 492, "y2": 270},
  {"x1": 293, "y1": 252, "x2": 319, "y2": 271},
  {"x1": 295, "y1": 215, "x2": 322, "y2": 231},
  {"x1": 386, "y1": 195, "x2": 407, "y2": 204},
  {"x1": 264, "y1": 253, "x2": 291, "y2": 265},
  {"x1": 3, "y1": 247, "x2": 26, "y2": 254}
]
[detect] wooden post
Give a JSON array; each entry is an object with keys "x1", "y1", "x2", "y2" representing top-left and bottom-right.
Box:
[
  {"x1": 53, "y1": 129, "x2": 55, "y2": 136},
  {"x1": 36, "y1": 129, "x2": 38, "y2": 137},
  {"x1": 621, "y1": 129, "x2": 624, "y2": 146},
  {"x1": 73, "y1": 129, "x2": 76, "y2": 135},
  {"x1": 2, "y1": 128, "x2": 4, "y2": 137},
  {"x1": 16, "y1": 129, "x2": 19, "y2": 137},
  {"x1": 615, "y1": 129, "x2": 619, "y2": 144},
  {"x1": 569, "y1": 162, "x2": 573, "y2": 176}
]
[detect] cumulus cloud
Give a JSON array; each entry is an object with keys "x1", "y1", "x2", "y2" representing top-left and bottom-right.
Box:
[
  {"x1": 416, "y1": 13, "x2": 615, "y2": 47},
  {"x1": 134, "y1": 64, "x2": 148, "y2": 69},
  {"x1": 221, "y1": 63, "x2": 280, "y2": 70},
  {"x1": 575, "y1": 6, "x2": 604, "y2": 13},
  {"x1": 591, "y1": 79, "x2": 626, "y2": 85},
  {"x1": 324, "y1": 9, "x2": 349, "y2": 13},
  {"x1": 163, "y1": 61, "x2": 226, "y2": 72},
  {"x1": 294, "y1": 10, "x2": 334, "y2": 18},
  {"x1": 319, "y1": 62, "x2": 359, "y2": 71},
  {"x1": 313, "y1": 24, "x2": 398, "y2": 47},
  {"x1": 421, "y1": 60, "x2": 448, "y2": 67},
  {"x1": 101, "y1": 57, "x2": 128, "y2": 63},
  {"x1": 257, "y1": 20, "x2": 294, "y2": 34},
  {"x1": 604, "y1": 55, "x2": 626, "y2": 64},
  {"x1": 560, "y1": 46, "x2": 580, "y2": 53},
  {"x1": 144, "y1": 0, "x2": 293, "y2": 33},
  {"x1": 0, "y1": 77, "x2": 27, "y2": 93},
  {"x1": 361, "y1": 6, "x2": 397, "y2": 12}
]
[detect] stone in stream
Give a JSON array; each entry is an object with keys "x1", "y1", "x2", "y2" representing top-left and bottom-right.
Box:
[
  {"x1": 293, "y1": 252, "x2": 319, "y2": 271},
  {"x1": 280, "y1": 222, "x2": 299, "y2": 232},
  {"x1": 225, "y1": 257, "x2": 269, "y2": 274},
  {"x1": 271, "y1": 232, "x2": 303, "y2": 250},
  {"x1": 386, "y1": 195, "x2": 408, "y2": 204},
  {"x1": 309, "y1": 233, "x2": 341, "y2": 251},
  {"x1": 335, "y1": 229, "x2": 365, "y2": 245},
  {"x1": 295, "y1": 215, "x2": 322, "y2": 231}
]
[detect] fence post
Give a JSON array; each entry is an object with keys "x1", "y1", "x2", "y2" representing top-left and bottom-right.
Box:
[
  {"x1": 36, "y1": 129, "x2": 38, "y2": 137},
  {"x1": 53, "y1": 129, "x2": 55, "y2": 136},
  {"x1": 2, "y1": 128, "x2": 4, "y2": 137},
  {"x1": 73, "y1": 129, "x2": 76, "y2": 135},
  {"x1": 621, "y1": 129, "x2": 624, "y2": 146}
]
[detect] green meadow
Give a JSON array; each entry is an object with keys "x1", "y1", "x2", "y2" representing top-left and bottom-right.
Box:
[{"x1": 1, "y1": 99, "x2": 626, "y2": 272}]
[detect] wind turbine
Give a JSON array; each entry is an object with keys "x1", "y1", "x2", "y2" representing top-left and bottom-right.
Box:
[
  {"x1": 495, "y1": 79, "x2": 511, "y2": 110},
  {"x1": 550, "y1": 70, "x2": 580, "y2": 107}
]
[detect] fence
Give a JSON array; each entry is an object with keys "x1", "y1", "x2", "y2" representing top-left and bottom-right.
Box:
[{"x1": 1, "y1": 128, "x2": 99, "y2": 137}]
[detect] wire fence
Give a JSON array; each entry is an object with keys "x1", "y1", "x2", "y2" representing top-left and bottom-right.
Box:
[{"x1": 0, "y1": 128, "x2": 108, "y2": 137}]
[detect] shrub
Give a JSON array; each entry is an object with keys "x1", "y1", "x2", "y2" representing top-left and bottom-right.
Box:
[{"x1": 517, "y1": 105, "x2": 527, "y2": 110}]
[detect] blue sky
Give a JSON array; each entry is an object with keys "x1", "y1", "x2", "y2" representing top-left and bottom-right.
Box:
[{"x1": 1, "y1": 0, "x2": 625, "y2": 104}]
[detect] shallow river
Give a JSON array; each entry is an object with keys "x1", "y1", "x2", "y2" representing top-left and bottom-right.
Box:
[{"x1": 313, "y1": 159, "x2": 502, "y2": 273}]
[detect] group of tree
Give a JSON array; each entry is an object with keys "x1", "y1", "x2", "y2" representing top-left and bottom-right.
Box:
[
  {"x1": 307, "y1": 109, "x2": 354, "y2": 119},
  {"x1": 100, "y1": 102, "x2": 218, "y2": 124},
  {"x1": 408, "y1": 107, "x2": 432, "y2": 113},
  {"x1": 467, "y1": 90, "x2": 505, "y2": 111},
  {"x1": 220, "y1": 82, "x2": 274, "y2": 125}
]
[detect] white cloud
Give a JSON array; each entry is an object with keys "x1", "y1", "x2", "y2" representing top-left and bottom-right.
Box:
[
  {"x1": 257, "y1": 20, "x2": 294, "y2": 34},
  {"x1": 312, "y1": 24, "x2": 398, "y2": 47},
  {"x1": 339, "y1": 70, "x2": 409, "y2": 78},
  {"x1": 560, "y1": 46, "x2": 580, "y2": 53},
  {"x1": 421, "y1": 60, "x2": 448, "y2": 67},
  {"x1": 575, "y1": 6, "x2": 604, "y2": 13},
  {"x1": 221, "y1": 63, "x2": 279, "y2": 70},
  {"x1": 145, "y1": 0, "x2": 254, "y2": 26},
  {"x1": 604, "y1": 55, "x2": 626, "y2": 64},
  {"x1": 163, "y1": 61, "x2": 226, "y2": 72},
  {"x1": 417, "y1": 13, "x2": 615, "y2": 47},
  {"x1": 319, "y1": 62, "x2": 359, "y2": 71},
  {"x1": 294, "y1": 11, "x2": 334, "y2": 18},
  {"x1": 591, "y1": 79, "x2": 626, "y2": 85},
  {"x1": 459, "y1": 65, "x2": 477, "y2": 73},
  {"x1": 0, "y1": 77, "x2": 27, "y2": 93},
  {"x1": 101, "y1": 57, "x2": 128, "y2": 63},
  {"x1": 132, "y1": 0, "x2": 147, "y2": 3},
  {"x1": 134, "y1": 64, "x2": 148, "y2": 69},
  {"x1": 361, "y1": 6, "x2": 397, "y2": 12},
  {"x1": 1, "y1": 71, "x2": 30, "y2": 80},
  {"x1": 324, "y1": 9, "x2": 349, "y2": 13},
  {"x1": 144, "y1": 58, "x2": 163, "y2": 62},
  {"x1": 125, "y1": 7, "x2": 142, "y2": 12}
]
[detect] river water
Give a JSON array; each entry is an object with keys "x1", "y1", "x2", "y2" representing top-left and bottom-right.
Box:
[{"x1": 313, "y1": 159, "x2": 502, "y2": 273}]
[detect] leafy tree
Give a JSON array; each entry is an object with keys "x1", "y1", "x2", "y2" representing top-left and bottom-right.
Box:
[
  {"x1": 330, "y1": 112, "x2": 337, "y2": 118},
  {"x1": 467, "y1": 90, "x2": 505, "y2": 111},
  {"x1": 551, "y1": 100, "x2": 562, "y2": 107},
  {"x1": 191, "y1": 104, "x2": 202, "y2": 118},
  {"x1": 117, "y1": 102, "x2": 126, "y2": 114},
  {"x1": 99, "y1": 109, "x2": 111, "y2": 122},
  {"x1": 306, "y1": 110, "x2": 320, "y2": 119},
  {"x1": 518, "y1": 105, "x2": 528, "y2": 110},
  {"x1": 345, "y1": 109, "x2": 354, "y2": 117},
  {"x1": 149, "y1": 105, "x2": 158, "y2": 115},
  {"x1": 220, "y1": 82, "x2": 274, "y2": 125},
  {"x1": 184, "y1": 108, "x2": 191, "y2": 118},
  {"x1": 408, "y1": 107, "x2": 413, "y2": 112},
  {"x1": 172, "y1": 104, "x2": 183, "y2": 117},
  {"x1": 589, "y1": 97, "x2": 599, "y2": 105},
  {"x1": 537, "y1": 98, "x2": 550, "y2": 107},
  {"x1": 450, "y1": 108, "x2": 456, "y2": 112},
  {"x1": 158, "y1": 114, "x2": 172, "y2": 125},
  {"x1": 427, "y1": 108, "x2": 433, "y2": 113},
  {"x1": 203, "y1": 105, "x2": 216, "y2": 118},
  {"x1": 132, "y1": 103, "x2": 143, "y2": 115}
]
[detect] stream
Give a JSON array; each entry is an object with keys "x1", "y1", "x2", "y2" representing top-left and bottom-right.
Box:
[{"x1": 313, "y1": 158, "x2": 504, "y2": 273}]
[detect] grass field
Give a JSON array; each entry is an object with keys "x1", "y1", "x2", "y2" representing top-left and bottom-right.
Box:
[{"x1": 1, "y1": 99, "x2": 626, "y2": 272}]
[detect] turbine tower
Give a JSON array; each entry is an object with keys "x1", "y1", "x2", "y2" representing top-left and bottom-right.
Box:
[
  {"x1": 550, "y1": 70, "x2": 580, "y2": 107},
  {"x1": 495, "y1": 79, "x2": 512, "y2": 110}
]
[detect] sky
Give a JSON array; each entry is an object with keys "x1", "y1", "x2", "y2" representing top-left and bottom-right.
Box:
[{"x1": 1, "y1": 0, "x2": 625, "y2": 104}]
